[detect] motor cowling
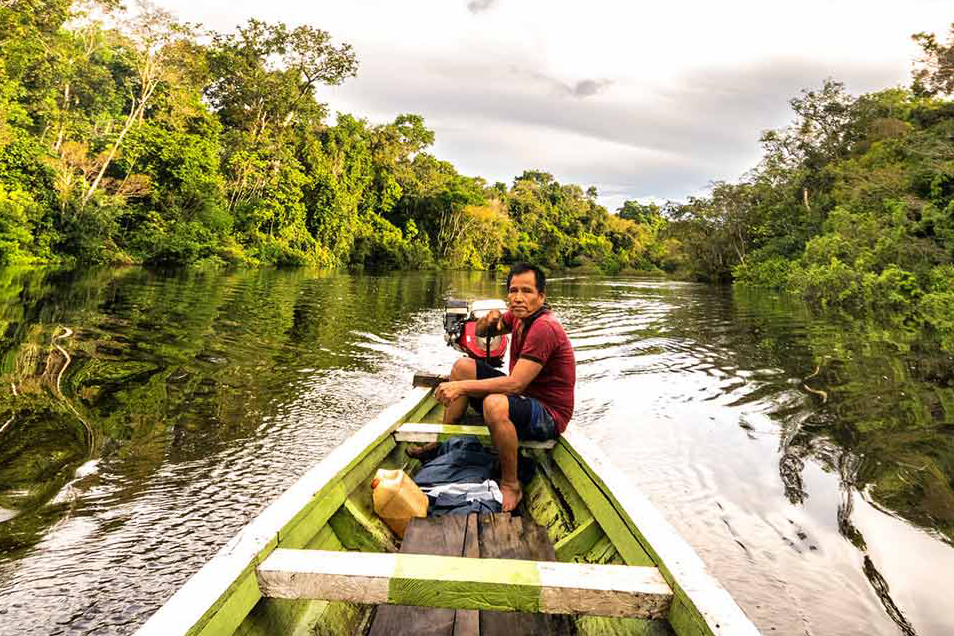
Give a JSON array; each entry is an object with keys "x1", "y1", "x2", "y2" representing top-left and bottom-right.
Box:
[{"x1": 444, "y1": 299, "x2": 508, "y2": 367}]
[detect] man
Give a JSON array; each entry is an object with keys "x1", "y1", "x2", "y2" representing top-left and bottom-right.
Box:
[{"x1": 432, "y1": 262, "x2": 576, "y2": 512}]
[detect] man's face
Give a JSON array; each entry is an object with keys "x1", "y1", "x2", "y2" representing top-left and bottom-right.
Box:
[{"x1": 507, "y1": 271, "x2": 545, "y2": 318}]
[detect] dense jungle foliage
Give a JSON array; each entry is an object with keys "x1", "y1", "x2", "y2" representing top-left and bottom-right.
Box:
[
  {"x1": 0, "y1": 0, "x2": 668, "y2": 274},
  {"x1": 669, "y1": 25, "x2": 954, "y2": 346},
  {"x1": 1, "y1": 1, "x2": 953, "y2": 338}
]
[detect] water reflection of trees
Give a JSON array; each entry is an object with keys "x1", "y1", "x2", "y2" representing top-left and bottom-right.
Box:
[
  {"x1": 658, "y1": 286, "x2": 952, "y2": 634},
  {"x1": 805, "y1": 331, "x2": 953, "y2": 547},
  {"x1": 750, "y1": 294, "x2": 953, "y2": 634},
  {"x1": 0, "y1": 266, "x2": 449, "y2": 557},
  {"x1": 720, "y1": 291, "x2": 954, "y2": 547}
]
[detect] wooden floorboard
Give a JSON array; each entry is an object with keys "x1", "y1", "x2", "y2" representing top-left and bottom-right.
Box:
[
  {"x1": 452, "y1": 513, "x2": 480, "y2": 636},
  {"x1": 367, "y1": 513, "x2": 574, "y2": 636},
  {"x1": 478, "y1": 515, "x2": 574, "y2": 636},
  {"x1": 368, "y1": 516, "x2": 466, "y2": 636}
]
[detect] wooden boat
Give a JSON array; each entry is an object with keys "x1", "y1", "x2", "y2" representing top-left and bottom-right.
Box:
[{"x1": 135, "y1": 382, "x2": 761, "y2": 636}]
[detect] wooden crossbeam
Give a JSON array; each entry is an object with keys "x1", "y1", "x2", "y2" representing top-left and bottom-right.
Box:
[
  {"x1": 553, "y1": 516, "x2": 602, "y2": 562},
  {"x1": 256, "y1": 549, "x2": 672, "y2": 619},
  {"x1": 393, "y1": 423, "x2": 557, "y2": 449}
]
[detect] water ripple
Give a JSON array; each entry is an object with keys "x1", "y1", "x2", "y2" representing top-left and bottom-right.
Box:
[{"x1": 1, "y1": 271, "x2": 952, "y2": 636}]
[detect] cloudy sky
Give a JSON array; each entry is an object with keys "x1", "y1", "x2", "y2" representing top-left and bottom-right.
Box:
[{"x1": 162, "y1": 0, "x2": 950, "y2": 211}]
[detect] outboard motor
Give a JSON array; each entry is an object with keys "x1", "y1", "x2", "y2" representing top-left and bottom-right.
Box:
[{"x1": 444, "y1": 299, "x2": 509, "y2": 367}]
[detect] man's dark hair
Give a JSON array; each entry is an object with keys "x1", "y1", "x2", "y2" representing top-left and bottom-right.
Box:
[{"x1": 507, "y1": 262, "x2": 546, "y2": 293}]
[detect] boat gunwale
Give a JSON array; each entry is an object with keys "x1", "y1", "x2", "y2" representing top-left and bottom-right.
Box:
[
  {"x1": 134, "y1": 386, "x2": 431, "y2": 636},
  {"x1": 558, "y1": 428, "x2": 761, "y2": 635}
]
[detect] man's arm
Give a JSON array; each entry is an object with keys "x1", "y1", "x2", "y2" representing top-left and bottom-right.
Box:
[
  {"x1": 434, "y1": 358, "x2": 542, "y2": 405},
  {"x1": 475, "y1": 309, "x2": 511, "y2": 337}
]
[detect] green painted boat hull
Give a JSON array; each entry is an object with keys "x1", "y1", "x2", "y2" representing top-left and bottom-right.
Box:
[{"x1": 135, "y1": 387, "x2": 761, "y2": 636}]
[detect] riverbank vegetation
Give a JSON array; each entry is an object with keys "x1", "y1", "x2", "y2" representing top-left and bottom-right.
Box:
[
  {"x1": 667, "y1": 26, "x2": 954, "y2": 345},
  {"x1": 2, "y1": 2, "x2": 953, "y2": 337},
  {"x1": 0, "y1": 0, "x2": 669, "y2": 275}
]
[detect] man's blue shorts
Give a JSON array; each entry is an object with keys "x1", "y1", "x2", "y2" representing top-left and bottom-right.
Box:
[{"x1": 468, "y1": 360, "x2": 557, "y2": 442}]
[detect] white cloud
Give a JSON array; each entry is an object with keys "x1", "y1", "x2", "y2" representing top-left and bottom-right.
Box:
[
  {"x1": 466, "y1": 0, "x2": 498, "y2": 14},
  {"x1": 159, "y1": 0, "x2": 952, "y2": 207}
]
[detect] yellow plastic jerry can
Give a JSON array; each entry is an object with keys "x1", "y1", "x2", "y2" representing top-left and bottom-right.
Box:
[{"x1": 371, "y1": 468, "x2": 428, "y2": 538}]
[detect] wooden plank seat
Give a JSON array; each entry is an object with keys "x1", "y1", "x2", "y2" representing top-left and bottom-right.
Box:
[
  {"x1": 255, "y1": 523, "x2": 673, "y2": 623},
  {"x1": 393, "y1": 423, "x2": 557, "y2": 449}
]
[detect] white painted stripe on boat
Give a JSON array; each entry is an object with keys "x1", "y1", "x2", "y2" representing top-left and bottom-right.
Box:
[
  {"x1": 257, "y1": 549, "x2": 394, "y2": 604},
  {"x1": 536, "y1": 560, "x2": 671, "y2": 617}
]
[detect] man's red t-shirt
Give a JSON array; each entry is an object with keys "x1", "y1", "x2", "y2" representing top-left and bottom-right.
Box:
[{"x1": 501, "y1": 308, "x2": 576, "y2": 433}]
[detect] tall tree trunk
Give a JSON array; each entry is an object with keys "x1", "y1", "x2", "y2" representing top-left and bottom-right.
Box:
[
  {"x1": 53, "y1": 80, "x2": 71, "y2": 153},
  {"x1": 81, "y1": 70, "x2": 160, "y2": 206},
  {"x1": 81, "y1": 109, "x2": 136, "y2": 206}
]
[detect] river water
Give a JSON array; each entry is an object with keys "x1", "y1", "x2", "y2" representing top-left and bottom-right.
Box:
[{"x1": 0, "y1": 267, "x2": 952, "y2": 636}]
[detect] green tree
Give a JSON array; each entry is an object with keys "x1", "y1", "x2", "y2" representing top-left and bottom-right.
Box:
[
  {"x1": 79, "y1": 0, "x2": 196, "y2": 207},
  {"x1": 617, "y1": 200, "x2": 663, "y2": 226},
  {"x1": 207, "y1": 19, "x2": 357, "y2": 141},
  {"x1": 0, "y1": 184, "x2": 40, "y2": 264},
  {"x1": 205, "y1": 19, "x2": 357, "y2": 262},
  {"x1": 912, "y1": 23, "x2": 954, "y2": 97}
]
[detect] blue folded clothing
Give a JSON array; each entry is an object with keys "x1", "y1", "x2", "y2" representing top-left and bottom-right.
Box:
[{"x1": 413, "y1": 436, "x2": 503, "y2": 515}]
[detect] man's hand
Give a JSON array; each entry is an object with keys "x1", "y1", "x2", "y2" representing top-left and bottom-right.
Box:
[
  {"x1": 434, "y1": 381, "x2": 465, "y2": 405},
  {"x1": 475, "y1": 309, "x2": 507, "y2": 337}
]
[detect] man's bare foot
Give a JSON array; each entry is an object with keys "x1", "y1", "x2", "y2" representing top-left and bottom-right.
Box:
[
  {"x1": 500, "y1": 481, "x2": 523, "y2": 512},
  {"x1": 406, "y1": 441, "x2": 440, "y2": 460}
]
